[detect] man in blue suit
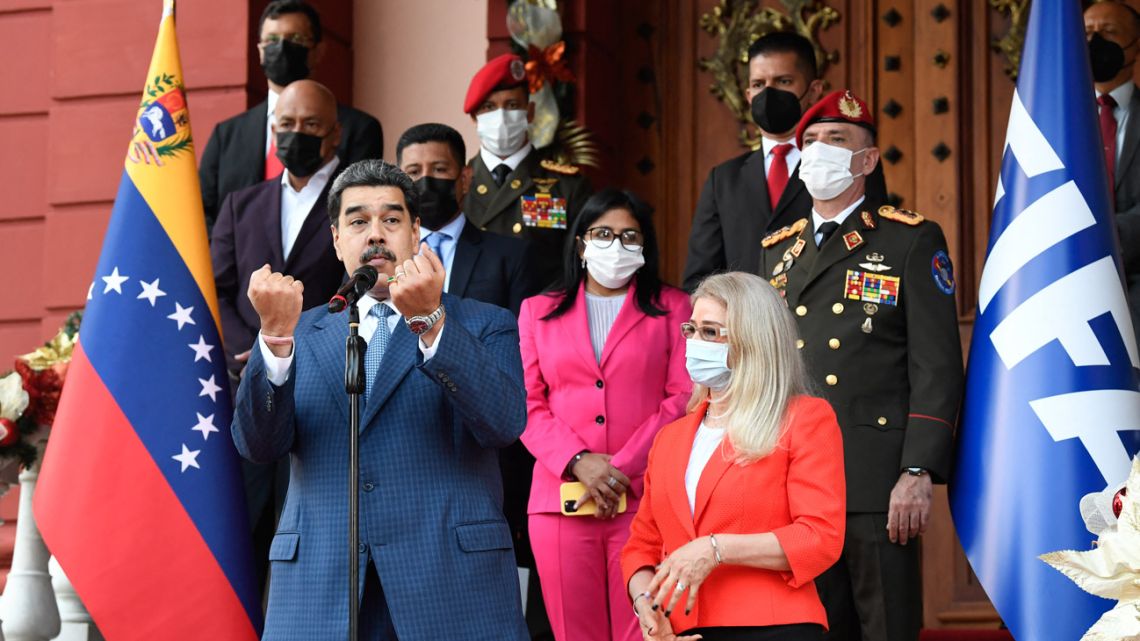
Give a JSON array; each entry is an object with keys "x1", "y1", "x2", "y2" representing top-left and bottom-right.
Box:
[{"x1": 232, "y1": 159, "x2": 529, "y2": 641}]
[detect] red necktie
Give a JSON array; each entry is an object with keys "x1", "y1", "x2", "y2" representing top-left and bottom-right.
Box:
[
  {"x1": 1099, "y1": 93, "x2": 1118, "y2": 206},
  {"x1": 265, "y1": 136, "x2": 285, "y2": 179},
  {"x1": 767, "y1": 143, "x2": 793, "y2": 210}
]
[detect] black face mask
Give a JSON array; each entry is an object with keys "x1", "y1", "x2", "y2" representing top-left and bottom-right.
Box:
[
  {"x1": 262, "y1": 40, "x2": 311, "y2": 86},
  {"x1": 1089, "y1": 33, "x2": 1131, "y2": 83},
  {"x1": 413, "y1": 176, "x2": 460, "y2": 230},
  {"x1": 275, "y1": 131, "x2": 326, "y2": 178},
  {"x1": 751, "y1": 86, "x2": 804, "y2": 135}
]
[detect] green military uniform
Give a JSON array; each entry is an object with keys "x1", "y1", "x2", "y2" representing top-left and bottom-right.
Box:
[
  {"x1": 760, "y1": 198, "x2": 964, "y2": 641},
  {"x1": 464, "y1": 148, "x2": 591, "y2": 289}
]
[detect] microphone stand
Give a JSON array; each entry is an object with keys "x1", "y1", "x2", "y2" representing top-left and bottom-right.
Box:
[{"x1": 344, "y1": 300, "x2": 365, "y2": 641}]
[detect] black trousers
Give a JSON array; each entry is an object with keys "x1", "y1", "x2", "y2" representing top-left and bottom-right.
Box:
[
  {"x1": 681, "y1": 624, "x2": 824, "y2": 641},
  {"x1": 359, "y1": 560, "x2": 398, "y2": 641},
  {"x1": 816, "y1": 513, "x2": 922, "y2": 641}
]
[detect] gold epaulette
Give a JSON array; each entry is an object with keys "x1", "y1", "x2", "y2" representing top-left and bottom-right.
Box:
[
  {"x1": 539, "y1": 159, "x2": 580, "y2": 176},
  {"x1": 761, "y1": 218, "x2": 808, "y2": 248},
  {"x1": 877, "y1": 205, "x2": 925, "y2": 226}
]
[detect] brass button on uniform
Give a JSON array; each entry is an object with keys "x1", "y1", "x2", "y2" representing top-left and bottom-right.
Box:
[
  {"x1": 825, "y1": 374, "x2": 838, "y2": 386},
  {"x1": 510, "y1": 178, "x2": 522, "y2": 189},
  {"x1": 829, "y1": 338, "x2": 840, "y2": 349},
  {"x1": 877, "y1": 416, "x2": 888, "y2": 426},
  {"x1": 832, "y1": 303, "x2": 844, "y2": 314},
  {"x1": 795, "y1": 339, "x2": 805, "y2": 349},
  {"x1": 512, "y1": 222, "x2": 522, "y2": 234},
  {"x1": 476, "y1": 184, "x2": 488, "y2": 195},
  {"x1": 795, "y1": 305, "x2": 807, "y2": 316}
]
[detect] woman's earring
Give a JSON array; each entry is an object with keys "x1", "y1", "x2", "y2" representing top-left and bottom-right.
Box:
[{"x1": 581, "y1": 257, "x2": 587, "y2": 269}]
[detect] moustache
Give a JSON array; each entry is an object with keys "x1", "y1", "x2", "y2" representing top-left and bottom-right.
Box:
[{"x1": 360, "y1": 244, "x2": 396, "y2": 263}]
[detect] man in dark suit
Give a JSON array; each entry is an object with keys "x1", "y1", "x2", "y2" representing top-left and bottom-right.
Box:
[
  {"x1": 198, "y1": 0, "x2": 382, "y2": 231},
  {"x1": 397, "y1": 122, "x2": 549, "y2": 640},
  {"x1": 760, "y1": 90, "x2": 963, "y2": 641},
  {"x1": 461, "y1": 54, "x2": 591, "y2": 290},
  {"x1": 210, "y1": 79, "x2": 347, "y2": 594},
  {"x1": 1087, "y1": 1, "x2": 1140, "y2": 345},
  {"x1": 683, "y1": 32, "x2": 887, "y2": 291}
]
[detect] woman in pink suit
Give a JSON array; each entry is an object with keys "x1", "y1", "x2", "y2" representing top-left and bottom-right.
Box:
[{"x1": 520, "y1": 188, "x2": 693, "y2": 641}]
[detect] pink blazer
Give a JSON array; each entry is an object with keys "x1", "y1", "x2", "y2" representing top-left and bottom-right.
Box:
[{"x1": 519, "y1": 282, "x2": 693, "y2": 514}]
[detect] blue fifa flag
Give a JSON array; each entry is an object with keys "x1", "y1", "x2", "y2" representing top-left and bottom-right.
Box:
[{"x1": 949, "y1": 0, "x2": 1140, "y2": 638}]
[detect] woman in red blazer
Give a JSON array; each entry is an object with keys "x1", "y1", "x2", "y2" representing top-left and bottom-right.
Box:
[
  {"x1": 520, "y1": 189, "x2": 693, "y2": 641},
  {"x1": 621, "y1": 272, "x2": 845, "y2": 641}
]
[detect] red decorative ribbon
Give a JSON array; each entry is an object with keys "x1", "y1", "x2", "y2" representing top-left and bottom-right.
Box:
[{"x1": 526, "y1": 41, "x2": 575, "y2": 93}]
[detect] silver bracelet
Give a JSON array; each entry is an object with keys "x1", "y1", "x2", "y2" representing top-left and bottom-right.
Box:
[
  {"x1": 709, "y1": 533, "x2": 724, "y2": 565},
  {"x1": 632, "y1": 591, "x2": 652, "y2": 614}
]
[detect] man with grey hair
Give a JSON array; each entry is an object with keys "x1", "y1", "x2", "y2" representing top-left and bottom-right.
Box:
[{"x1": 232, "y1": 159, "x2": 530, "y2": 640}]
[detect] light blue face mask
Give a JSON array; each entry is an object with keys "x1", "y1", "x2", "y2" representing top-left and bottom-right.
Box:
[{"x1": 685, "y1": 339, "x2": 731, "y2": 391}]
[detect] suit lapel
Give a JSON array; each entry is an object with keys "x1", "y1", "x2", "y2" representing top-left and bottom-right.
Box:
[
  {"x1": 785, "y1": 224, "x2": 818, "y2": 304},
  {"x1": 360, "y1": 317, "x2": 417, "y2": 430},
  {"x1": 284, "y1": 180, "x2": 334, "y2": 271},
  {"x1": 238, "y1": 102, "x2": 270, "y2": 185},
  {"x1": 693, "y1": 434, "x2": 736, "y2": 526},
  {"x1": 771, "y1": 166, "x2": 807, "y2": 229},
  {"x1": 561, "y1": 285, "x2": 603, "y2": 376},
  {"x1": 667, "y1": 405, "x2": 704, "y2": 540},
  {"x1": 742, "y1": 151, "x2": 772, "y2": 226},
  {"x1": 599, "y1": 282, "x2": 646, "y2": 368},
  {"x1": 308, "y1": 312, "x2": 351, "y2": 425},
  {"x1": 261, "y1": 179, "x2": 286, "y2": 269},
  {"x1": 449, "y1": 222, "x2": 481, "y2": 297},
  {"x1": 802, "y1": 207, "x2": 868, "y2": 291},
  {"x1": 1118, "y1": 88, "x2": 1140, "y2": 187}
]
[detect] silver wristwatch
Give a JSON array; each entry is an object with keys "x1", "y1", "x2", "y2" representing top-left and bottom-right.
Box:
[
  {"x1": 905, "y1": 467, "x2": 928, "y2": 477},
  {"x1": 405, "y1": 304, "x2": 445, "y2": 336}
]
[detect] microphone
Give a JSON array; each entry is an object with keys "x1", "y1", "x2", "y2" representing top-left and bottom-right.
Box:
[{"x1": 327, "y1": 265, "x2": 379, "y2": 313}]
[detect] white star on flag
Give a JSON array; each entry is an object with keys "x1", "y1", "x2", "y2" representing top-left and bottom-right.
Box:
[
  {"x1": 137, "y1": 278, "x2": 166, "y2": 306},
  {"x1": 102, "y1": 267, "x2": 129, "y2": 294},
  {"x1": 198, "y1": 375, "x2": 222, "y2": 402},
  {"x1": 172, "y1": 444, "x2": 201, "y2": 472},
  {"x1": 191, "y1": 412, "x2": 219, "y2": 440},
  {"x1": 167, "y1": 303, "x2": 196, "y2": 330},
  {"x1": 188, "y1": 335, "x2": 214, "y2": 362}
]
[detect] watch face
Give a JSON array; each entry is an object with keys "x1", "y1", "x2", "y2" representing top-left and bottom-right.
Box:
[{"x1": 407, "y1": 318, "x2": 429, "y2": 335}]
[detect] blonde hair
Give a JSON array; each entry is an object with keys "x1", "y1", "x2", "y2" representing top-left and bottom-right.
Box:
[{"x1": 688, "y1": 272, "x2": 813, "y2": 463}]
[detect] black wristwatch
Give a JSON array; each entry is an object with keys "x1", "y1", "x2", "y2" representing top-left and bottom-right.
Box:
[
  {"x1": 564, "y1": 449, "x2": 590, "y2": 480},
  {"x1": 904, "y1": 467, "x2": 928, "y2": 477}
]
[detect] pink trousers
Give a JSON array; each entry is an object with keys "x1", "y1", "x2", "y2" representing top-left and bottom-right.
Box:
[{"x1": 529, "y1": 512, "x2": 641, "y2": 641}]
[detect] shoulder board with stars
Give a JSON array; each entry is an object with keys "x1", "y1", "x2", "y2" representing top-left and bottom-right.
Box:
[
  {"x1": 761, "y1": 218, "x2": 808, "y2": 248},
  {"x1": 878, "y1": 205, "x2": 925, "y2": 226},
  {"x1": 539, "y1": 159, "x2": 581, "y2": 176}
]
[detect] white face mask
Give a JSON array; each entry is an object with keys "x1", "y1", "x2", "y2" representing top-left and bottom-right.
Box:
[
  {"x1": 582, "y1": 242, "x2": 645, "y2": 289},
  {"x1": 685, "y1": 339, "x2": 731, "y2": 391},
  {"x1": 476, "y1": 108, "x2": 529, "y2": 158},
  {"x1": 798, "y1": 142, "x2": 866, "y2": 201}
]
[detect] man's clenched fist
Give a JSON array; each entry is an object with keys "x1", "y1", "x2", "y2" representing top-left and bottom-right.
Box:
[{"x1": 248, "y1": 264, "x2": 304, "y2": 351}]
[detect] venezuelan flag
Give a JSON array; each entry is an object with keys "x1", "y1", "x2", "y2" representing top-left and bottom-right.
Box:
[{"x1": 34, "y1": 2, "x2": 261, "y2": 638}]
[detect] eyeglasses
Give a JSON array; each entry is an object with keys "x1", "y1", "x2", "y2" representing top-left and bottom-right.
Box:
[
  {"x1": 584, "y1": 226, "x2": 644, "y2": 251},
  {"x1": 680, "y1": 322, "x2": 728, "y2": 342},
  {"x1": 259, "y1": 33, "x2": 315, "y2": 48}
]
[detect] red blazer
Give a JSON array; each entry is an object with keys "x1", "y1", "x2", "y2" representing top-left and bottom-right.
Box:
[
  {"x1": 519, "y1": 282, "x2": 692, "y2": 513},
  {"x1": 621, "y1": 396, "x2": 845, "y2": 632}
]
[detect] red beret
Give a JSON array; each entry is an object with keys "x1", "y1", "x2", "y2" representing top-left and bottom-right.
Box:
[
  {"x1": 464, "y1": 53, "x2": 528, "y2": 115},
  {"x1": 796, "y1": 89, "x2": 876, "y2": 147}
]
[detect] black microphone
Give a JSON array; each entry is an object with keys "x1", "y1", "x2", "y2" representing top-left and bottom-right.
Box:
[{"x1": 327, "y1": 265, "x2": 379, "y2": 313}]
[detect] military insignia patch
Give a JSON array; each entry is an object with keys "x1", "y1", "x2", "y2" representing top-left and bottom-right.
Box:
[
  {"x1": 770, "y1": 273, "x2": 788, "y2": 290},
  {"x1": 878, "y1": 205, "x2": 925, "y2": 225},
  {"x1": 931, "y1": 249, "x2": 955, "y2": 294},
  {"x1": 843, "y1": 231, "x2": 864, "y2": 251},
  {"x1": 539, "y1": 159, "x2": 581, "y2": 175},
  {"x1": 845, "y1": 269, "x2": 900, "y2": 305},
  {"x1": 839, "y1": 91, "x2": 863, "y2": 119},
  {"x1": 861, "y1": 210, "x2": 877, "y2": 229},
  {"x1": 790, "y1": 238, "x2": 806, "y2": 257},
  {"x1": 521, "y1": 194, "x2": 568, "y2": 229}
]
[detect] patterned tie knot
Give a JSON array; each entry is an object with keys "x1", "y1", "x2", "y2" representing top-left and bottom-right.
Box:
[
  {"x1": 426, "y1": 231, "x2": 449, "y2": 257},
  {"x1": 771, "y1": 143, "x2": 794, "y2": 158},
  {"x1": 369, "y1": 303, "x2": 393, "y2": 321},
  {"x1": 1099, "y1": 94, "x2": 1118, "y2": 109}
]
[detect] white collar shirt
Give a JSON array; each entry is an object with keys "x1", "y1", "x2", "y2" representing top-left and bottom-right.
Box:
[
  {"x1": 761, "y1": 136, "x2": 801, "y2": 177},
  {"x1": 280, "y1": 156, "x2": 340, "y2": 259},
  {"x1": 811, "y1": 195, "x2": 865, "y2": 246}
]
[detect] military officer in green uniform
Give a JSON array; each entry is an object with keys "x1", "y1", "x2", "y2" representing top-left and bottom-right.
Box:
[
  {"x1": 462, "y1": 53, "x2": 592, "y2": 289},
  {"x1": 760, "y1": 90, "x2": 963, "y2": 641}
]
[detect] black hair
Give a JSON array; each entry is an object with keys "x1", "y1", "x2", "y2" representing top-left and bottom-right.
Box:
[
  {"x1": 395, "y1": 123, "x2": 467, "y2": 168},
  {"x1": 327, "y1": 159, "x2": 418, "y2": 226},
  {"x1": 260, "y1": 1, "x2": 322, "y2": 44},
  {"x1": 542, "y1": 188, "x2": 667, "y2": 321},
  {"x1": 746, "y1": 31, "x2": 819, "y2": 80}
]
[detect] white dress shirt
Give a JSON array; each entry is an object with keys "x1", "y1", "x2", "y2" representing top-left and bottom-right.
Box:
[
  {"x1": 265, "y1": 88, "x2": 280, "y2": 157},
  {"x1": 761, "y1": 136, "x2": 801, "y2": 176},
  {"x1": 685, "y1": 421, "x2": 726, "y2": 515},
  {"x1": 812, "y1": 195, "x2": 866, "y2": 246},
  {"x1": 420, "y1": 213, "x2": 466, "y2": 291},
  {"x1": 480, "y1": 143, "x2": 533, "y2": 174},
  {"x1": 258, "y1": 294, "x2": 442, "y2": 386},
  {"x1": 1097, "y1": 82, "x2": 1134, "y2": 166},
  {"x1": 280, "y1": 157, "x2": 340, "y2": 259}
]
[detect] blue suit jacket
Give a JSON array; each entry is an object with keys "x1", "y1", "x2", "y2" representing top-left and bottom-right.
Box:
[{"x1": 232, "y1": 293, "x2": 529, "y2": 641}]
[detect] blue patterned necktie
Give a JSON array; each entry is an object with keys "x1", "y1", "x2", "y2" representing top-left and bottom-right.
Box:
[
  {"x1": 364, "y1": 303, "x2": 394, "y2": 400},
  {"x1": 425, "y1": 231, "x2": 448, "y2": 259}
]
